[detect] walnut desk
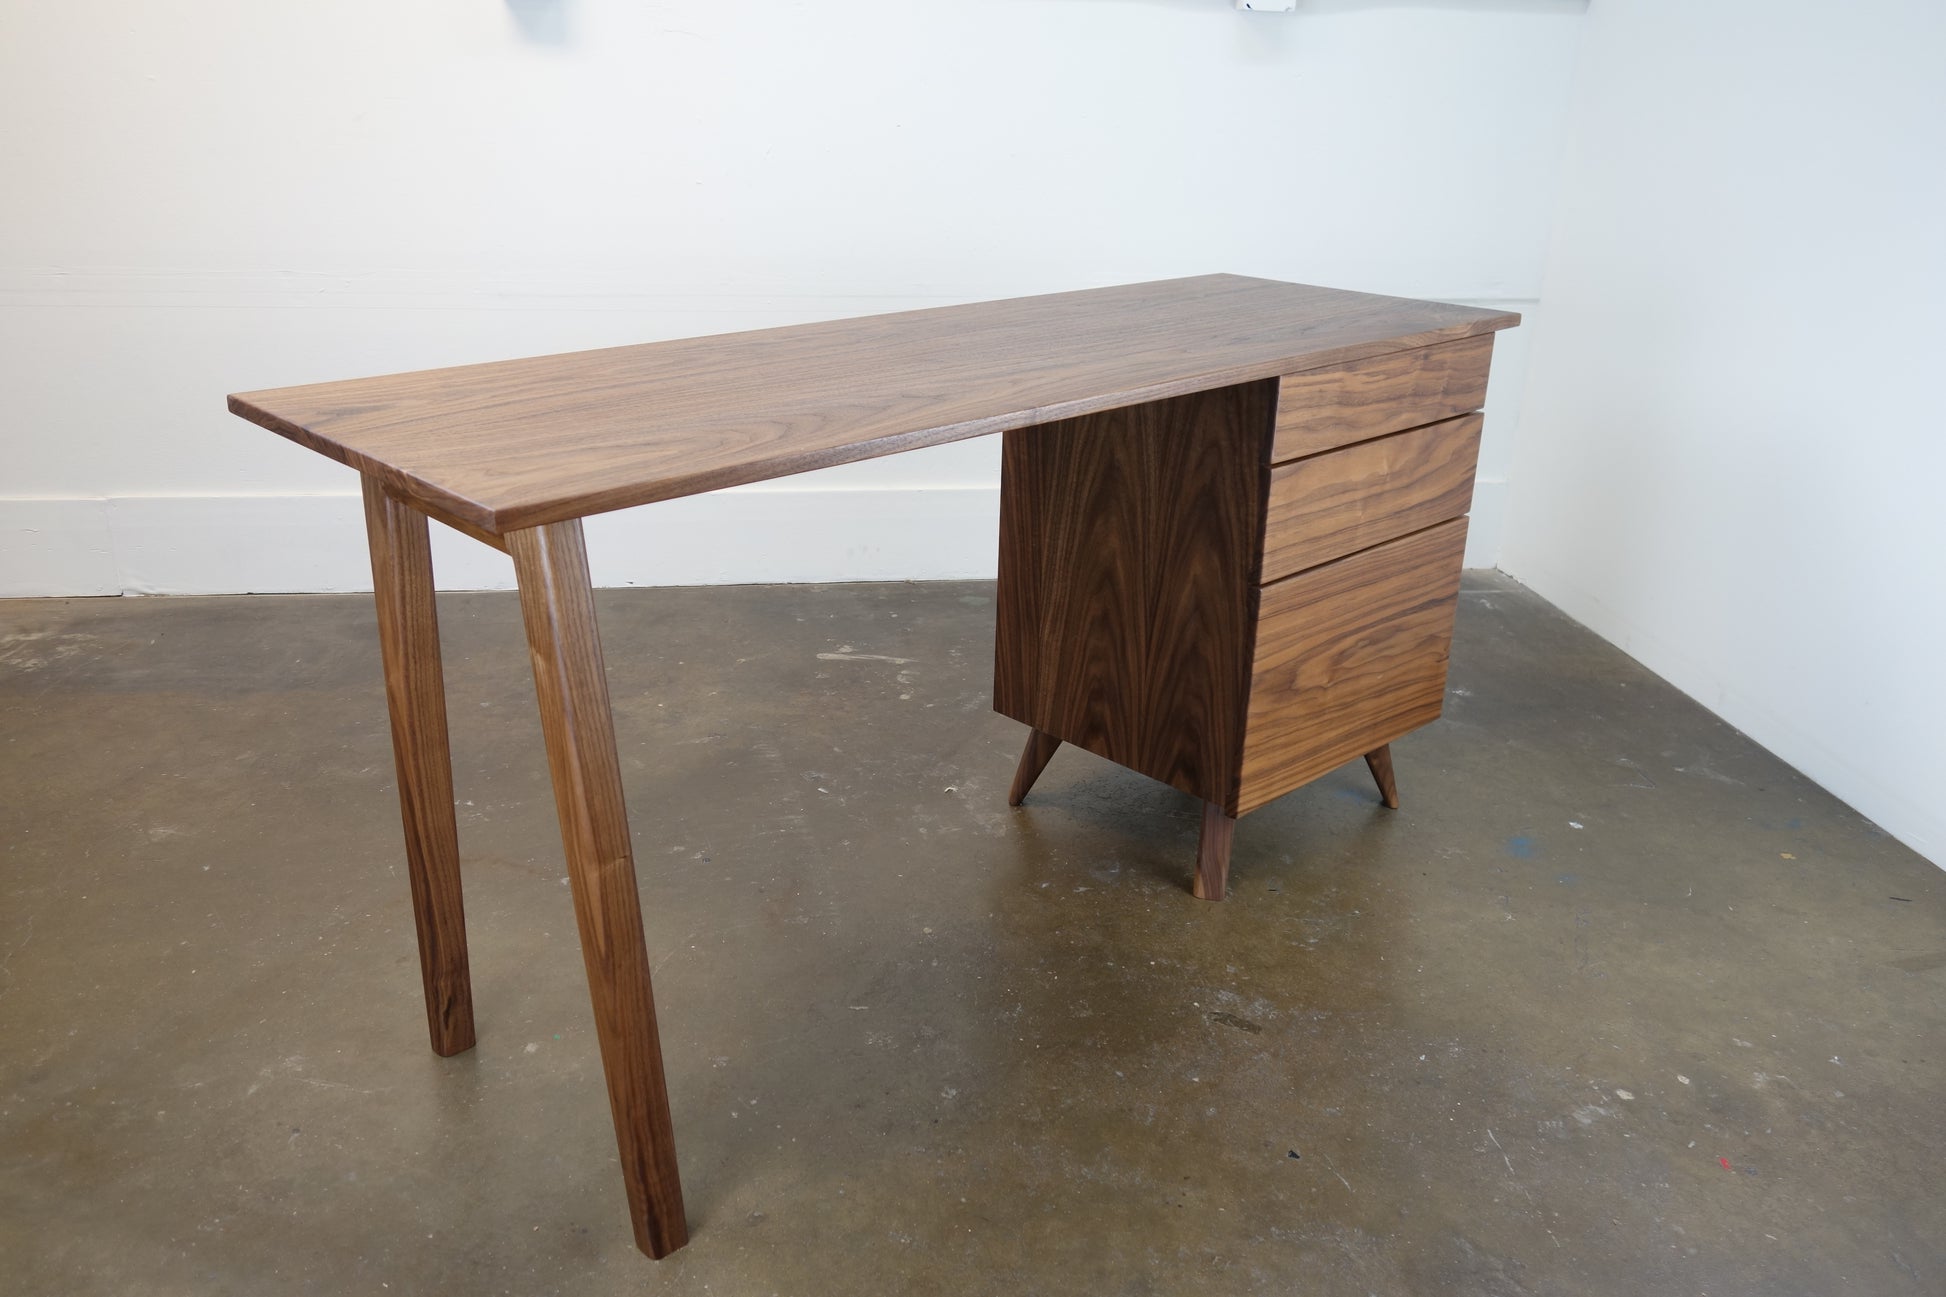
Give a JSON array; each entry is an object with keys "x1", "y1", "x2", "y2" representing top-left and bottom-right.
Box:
[{"x1": 227, "y1": 275, "x2": 1518, "y2": 1257}]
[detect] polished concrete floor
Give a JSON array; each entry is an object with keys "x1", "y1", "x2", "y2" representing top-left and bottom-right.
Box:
[{"x1": 1, "y1": 575, "x2": 1941, "y2": 1296}]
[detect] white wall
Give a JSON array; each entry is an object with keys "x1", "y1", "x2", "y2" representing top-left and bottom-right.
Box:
[
  {"x1": 0, "y1": 0, "x2": 1585, "y2": 596},
  {"x1": 1501, "y1": 0, "x2": 1946, "y2": 865}
]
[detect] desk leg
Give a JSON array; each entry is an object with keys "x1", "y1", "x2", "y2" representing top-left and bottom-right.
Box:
[
  {"x1": 1007, "y1": 728, "x2": 1061, "y2": 806},
  {"x1": 508, "y1": 519, "x2": 688, "y2": 1259},
  {"x1": 1364, "y1": 745, "x2": 1401, "y2": 810},
  {"x1": 361, "y1": 479, "x2": 476, "y2": 1057},
  {"x1": 1191, "y1": 802, "x2": 1235, "y2": 901}
]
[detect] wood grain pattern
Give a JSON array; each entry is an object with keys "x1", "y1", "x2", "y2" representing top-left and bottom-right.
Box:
[
  {"x1": 509, "y1": 520, "x2": 688, "y2": 1259},
  {"x1": 1192, "y1": 803, "x2": 1236, "y2": 902},
  {"x1": 1237, "y1": 519, "x2": 1468, "y2": 816},
  {"x1": 993, "y1": 382, "x2": 1275, "y2": 810},
  {"x1": 1272, "y1": 333, "x2": 1494, "y2": 462},
  {"x1": 362, "y1": 478, "x2": 476, "y2": 1057},
  {"x1": 229, "y1": 276, "x2": 1517, "y2": 535},
  {"x1": 1260, "y1": 413, "x2": 1482, "y2": 584},
  {"x1": 1364, "y1": 745, "x2": 1401, "y2": 810},
  {"x1": 1008, "y1": 729, "x2": 1062, "y2": 807}
]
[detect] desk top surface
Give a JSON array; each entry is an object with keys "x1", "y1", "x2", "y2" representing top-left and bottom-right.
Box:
[{"x1": 228, "y1": 274, "x2": 1518, "y2": 534}]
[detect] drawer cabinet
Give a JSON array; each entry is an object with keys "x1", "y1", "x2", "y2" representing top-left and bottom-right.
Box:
[{"x1": 994, "y1": 322, "x2": 1510, "y2": 899}]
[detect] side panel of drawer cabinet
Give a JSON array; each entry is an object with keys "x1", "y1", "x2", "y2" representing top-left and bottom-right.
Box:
[
  {"x1": 1235, "y1": 518, "x2": 1467, "y2": 816},
  {"x1": 993, "y1": 381, "x2": 1276, "y2": 809},
  {"x1": 1260, "y1": 412, "x2": 1481, "y2": 584},
  {"x1": 1273, "y1": 333, "x2": 1493, "y2": 463}
]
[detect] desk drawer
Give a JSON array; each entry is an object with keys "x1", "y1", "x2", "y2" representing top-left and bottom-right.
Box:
[
  {"x1": 1236, "y1": 517, "x2": 1467, "y2": 815},
  {"x1": 1273, "y1": 333, "x2": 1493, "y2": 463},
  {"x1": 1260, "y1": 411, "x2": 1481, "y2": 584}
]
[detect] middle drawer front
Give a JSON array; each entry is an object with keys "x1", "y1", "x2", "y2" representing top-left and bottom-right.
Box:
[{"x1": 1260, "y1": 411, "x2": 1482, "y2": 584}]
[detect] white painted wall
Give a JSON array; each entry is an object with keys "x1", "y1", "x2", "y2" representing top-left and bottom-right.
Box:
[
  {"x1": 0, "y1": 0, "x2": 1584, "y2": 596},
  {"x1": 1501, "y1": 0, "x2": 1946, "y2": 865}
]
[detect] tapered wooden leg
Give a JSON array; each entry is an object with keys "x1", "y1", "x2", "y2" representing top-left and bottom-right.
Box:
[
  {"x1": 1008, "y1": 728, "x2": 1062, "y2": 806},
  {"x1": 1191, "y1": 802, "x2": 1236, "y2": 901},
  {"x1": 361, "y1": 478, "x2": 476, "y2": 1057},
  {"x1": 1364, "y1": 744, "x2": 1401, "y2": 810},
  {"x1": 508, "y1": 519, "x2": 688, "y2": 1259}
]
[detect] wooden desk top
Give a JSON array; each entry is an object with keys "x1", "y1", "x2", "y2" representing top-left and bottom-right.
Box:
[{"x1": 229, "y1": 274, "x2": 1518, "y2": 535}]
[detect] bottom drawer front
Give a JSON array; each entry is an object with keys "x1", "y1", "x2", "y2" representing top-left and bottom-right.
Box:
[{"x1": 1237, "y1": 518, "x2": 1467, "y2": 815}]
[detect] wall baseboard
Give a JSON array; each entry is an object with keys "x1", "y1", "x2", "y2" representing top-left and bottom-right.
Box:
[{"x1": 1, "y1": 485, "x2": 1510, "y2": 597}]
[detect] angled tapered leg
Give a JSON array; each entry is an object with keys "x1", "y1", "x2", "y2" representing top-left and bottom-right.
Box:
[
  {"x1": 1191, "y1": 802, "x2": 1236, "y2": 901},
  {"x1": 509, "y1": 519, "x2": 688, "y2": 1259},
  {"x1": 1364, "y1": 744, "x2": 1400, "y2": 810},
  {"x1": 362, "y1": 478, "x2": 476, "y2": 1057},
  {"x1": 1008, "y1": 728, "x2": 1062, "y2": 807}
]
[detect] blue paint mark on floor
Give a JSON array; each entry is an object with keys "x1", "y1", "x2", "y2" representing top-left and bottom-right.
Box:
[
  {"x1": 1556, "y1": 873, "x2": 1579, "y2": 887},
  {"x1": 1507, "y1": 835, "x2": 1537, "y2": 859}
]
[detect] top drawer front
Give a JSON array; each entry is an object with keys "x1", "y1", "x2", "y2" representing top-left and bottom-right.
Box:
[{"x1": 1273, "y1": 333, "x2": 1493, "y2": 463}]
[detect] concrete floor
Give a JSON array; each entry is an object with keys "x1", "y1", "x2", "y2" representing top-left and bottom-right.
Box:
[{"x1": 1, "y1": 575, "x2": 1941, "y2": 1296}]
